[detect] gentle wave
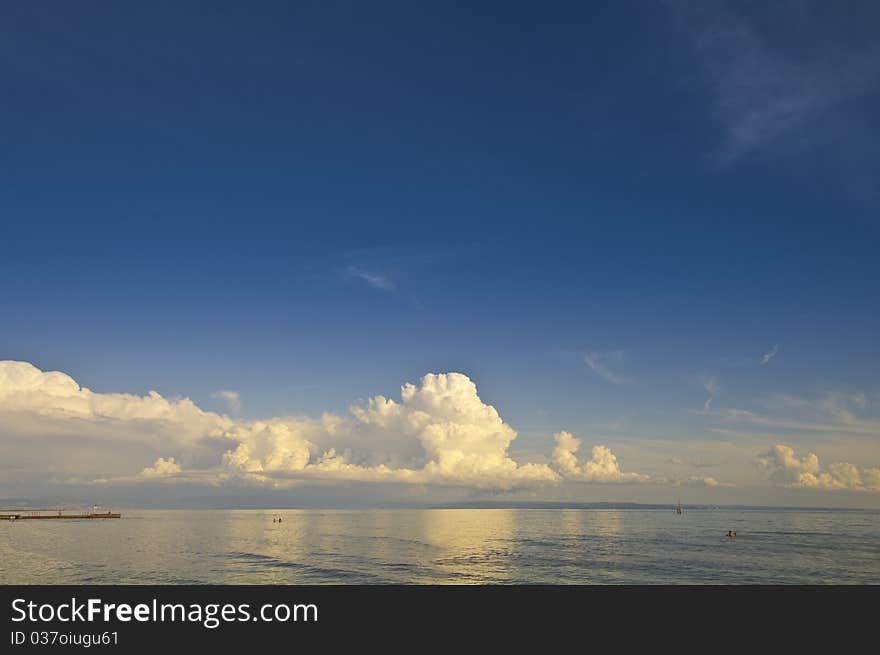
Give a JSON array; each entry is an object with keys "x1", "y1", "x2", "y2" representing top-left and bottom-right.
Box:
[{"x1": 2, "y1": 509, "x2": 878, "y2": 584}]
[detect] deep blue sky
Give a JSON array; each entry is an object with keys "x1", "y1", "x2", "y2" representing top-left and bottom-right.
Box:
[{"x1": 2, "y1": 0, "x2": 879, "y2": 453}]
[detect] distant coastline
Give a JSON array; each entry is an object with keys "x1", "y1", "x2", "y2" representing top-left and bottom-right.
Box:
[
  {"x1": 1, "y1": 500, "x2": 876, "y2": 513},
  {"x1": 427, "y1": 501, "x2": 877, "y2": 512}
]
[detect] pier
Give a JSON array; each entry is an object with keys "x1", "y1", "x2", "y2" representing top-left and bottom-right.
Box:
[{"x1": 0, "y1": 508, "x2": 121, "y2": 520}]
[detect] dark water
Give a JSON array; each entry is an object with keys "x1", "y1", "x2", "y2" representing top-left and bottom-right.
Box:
[{"x1": 1, "y1": 509, "x2": 878, "y2": 584}]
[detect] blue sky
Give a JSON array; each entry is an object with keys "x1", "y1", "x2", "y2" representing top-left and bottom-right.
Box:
[{"x1": 1, "y1": 1, "x2": 879, "y2": 506}]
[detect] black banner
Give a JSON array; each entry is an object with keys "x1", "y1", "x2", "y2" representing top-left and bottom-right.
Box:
[{"x1": 1, "y1": 585, "x2": 875, "y2": 650}]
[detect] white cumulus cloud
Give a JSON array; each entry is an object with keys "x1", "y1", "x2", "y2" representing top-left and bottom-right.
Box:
[
  {"x1": 140, "y1": 457, "x2": 182, "y2": 478},
  {"x1": 758, "y1": 444, "x2": 880, "y2": 492},
  {"x1": 0, "y1": 360, "x2": 233, "y2": 446},
  {"x1": 0, "y1": 361, "x2": 565, "y2": 491},
  {"x1": 551, "y1": 431, "x2": 648, "y2": 483}
]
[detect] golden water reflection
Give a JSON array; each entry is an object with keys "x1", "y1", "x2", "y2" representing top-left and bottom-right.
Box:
[{"x1": 2, "y1": 509, "x2": 878, "y2": 584}]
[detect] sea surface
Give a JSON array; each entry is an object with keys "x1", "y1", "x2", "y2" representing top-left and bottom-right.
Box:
[{"x1": 1, "y1": 509, "x2": 878, "y2": 584}]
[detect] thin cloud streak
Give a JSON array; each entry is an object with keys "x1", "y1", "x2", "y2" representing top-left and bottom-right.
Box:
[
  {"x1": 701, "y1": 375, "x2": 719, "y2": 414},
  {"x1": 706, "y1": 407, "x2": 880, "y2": 437},
  {"x1": 584, "y1": 352, "x2": 635, "y2": 386},
  {"x1": 346, "y1": 266, "x2": 395, "y2": 292},
  {"x1": 761, "y1": 345, "x2": 779, "y2": 365},
  {"x1": 671, "y1": 0, "x2": 880, "y2": 163},
  {"x1": 211, "y1": 390, "x2": 241, "y2": 414}
]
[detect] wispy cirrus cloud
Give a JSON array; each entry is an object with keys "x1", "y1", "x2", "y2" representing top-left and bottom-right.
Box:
[
  {"x1": 210, "y1": 390, "x2": 241, "y2": 414},
  {"x1": 701, "y1": 375, "x2": 720, "y2": 413},
  {"x1": 671, "y1": 0, "x2": 880, "y2": 164},
  {"x1": 818, "y1": 392, "x2": 867, "y2": 424},
  {"x1": 759, "y1": 393, "x2": 808, "y2": 410},
  {"x1": 345, "y1": 266, "x2": 395, "y2": 292},
  {"x1": 584, "y1": 351, "x2": 635, "y2": 385},
  {"x1": 756, "y1": 390, "x2": 870, "y2": 425},
  {"x1": 706, "y1": 402, "x2": 880, "y2": 437},
  {"x1": 761, "y1": 344, "x2": 779, "y2": 365}
]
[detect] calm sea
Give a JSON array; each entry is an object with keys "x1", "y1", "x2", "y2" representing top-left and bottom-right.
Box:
[{"x1": 1, "y1": 509, "x2": 878, "y2": 584}]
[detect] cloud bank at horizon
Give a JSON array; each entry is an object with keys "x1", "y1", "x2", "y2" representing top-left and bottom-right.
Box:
[
  {"x1": 2, "y1": 360, "x2": 877, "y2": 496},
  {"x1": 758, "y1": 444, "x2": 880, "y2": 492},
  {"x1": 0, "y1": 360, "x2": 646, "y2": 491}
]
